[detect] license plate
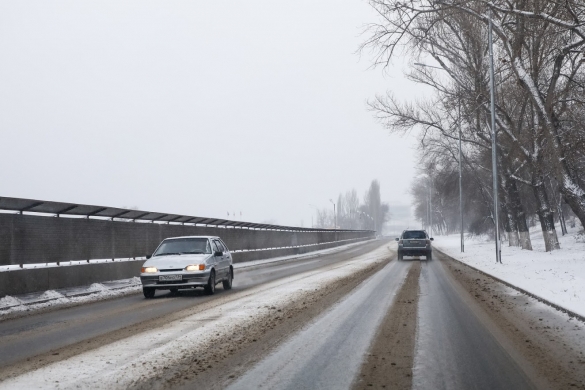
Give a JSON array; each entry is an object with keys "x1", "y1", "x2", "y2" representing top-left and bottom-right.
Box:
[{"x1": 159, "y1": 274, "x2": 182, "y2": 281}]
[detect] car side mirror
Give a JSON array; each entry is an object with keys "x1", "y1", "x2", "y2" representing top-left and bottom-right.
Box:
[
  {"x1": 395, "y1": 238, "x2": 399, "y2": 241},
  {"x1": 430, "y1": 238, "x2": 434, "y2": 241},
  {"x1": 214, "y1": 251, "x2": 223, "y2": 257},
  {"x1": 146, "y1": 255, "x2": 152, "y2": 259}
]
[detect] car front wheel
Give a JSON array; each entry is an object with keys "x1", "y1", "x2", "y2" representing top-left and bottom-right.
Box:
[
  {"x1": 143, "y1": 287, "x2": 155, "y2": 299},
  {"x1": 204, "y1": 270, "x2": 216, "y2": 295}
]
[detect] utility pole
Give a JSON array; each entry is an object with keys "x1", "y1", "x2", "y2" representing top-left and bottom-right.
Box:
[
  {"x1": 329, "y1": 199, "x2": 336, "y2": 229},
  {"x1": 459, "y1": 97, "x2": 464, "y2": 252},
  {"x1": 414, "y1": 62, "x2": 463, "y2": 243},
  {"x1": 427, "y1": 193, "x2": 430, "y2": 232},
  {"x1": 488, "y1": 12, "x2": 502, "y2": 263},
  {"x1": 429, "y1": 176, "x2": 433, "y2": 237}
]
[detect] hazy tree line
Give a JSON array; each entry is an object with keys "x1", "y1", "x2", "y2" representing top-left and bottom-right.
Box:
[
  {"x1": 314, "y1": 180, "x2": 390, "y2": 234},
  {"x1": 363, "y1": 0, "x2": 585, "y2": 251}
]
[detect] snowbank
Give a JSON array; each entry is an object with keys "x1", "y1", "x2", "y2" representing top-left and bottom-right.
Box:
[
  {"x1": 0, "y1": 278, "x2": 142, "y2": 316},
  {"x1": 434, "y1": 225, "x2": 585, "y2": 318}
]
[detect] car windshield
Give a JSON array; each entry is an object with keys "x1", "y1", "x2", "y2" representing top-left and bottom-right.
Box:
[
  {"x1": 402, "y1": 231, "x2": 427, "y2": 239},
  {"x1": 153, "y1": 238, "x2": 211, "y2": 256}
]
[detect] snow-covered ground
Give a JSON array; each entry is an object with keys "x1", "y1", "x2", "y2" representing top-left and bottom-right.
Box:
[
  {"x1": 0, "y1": 239, "x2": 374, "y2": 316},
  {"x1": 434, "y1": 223, "x2": 585, "y2": 318}
]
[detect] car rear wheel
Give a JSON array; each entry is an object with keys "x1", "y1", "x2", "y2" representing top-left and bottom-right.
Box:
[
  {"x1": 427, "y1": 251, "x2": 433, "y2": 261},
  {"x1": 398, "y1": 252, "x2": 403, "y2": 261},
  {"x1": 143, "y1": 287, "x2": 155, "y2": 299},
  {"x1": 204, "y1": 270, "x2": 216, "y2": 295},
  {"x1": 222, "y1": 267, "x2": 233, "y2": 290}
]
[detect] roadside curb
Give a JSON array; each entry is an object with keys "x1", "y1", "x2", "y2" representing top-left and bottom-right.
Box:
[{"x1": 434, "y1": 248, "x2": 585, "y2": 324}]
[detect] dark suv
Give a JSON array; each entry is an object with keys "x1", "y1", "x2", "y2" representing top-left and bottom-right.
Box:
[{"x1": 396, "y1": 230, "x2": 433, "y2": 260}]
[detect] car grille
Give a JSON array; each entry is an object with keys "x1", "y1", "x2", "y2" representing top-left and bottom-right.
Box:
[{"x1": 159, "y1": 269, "x2": 183, "y2": 272}]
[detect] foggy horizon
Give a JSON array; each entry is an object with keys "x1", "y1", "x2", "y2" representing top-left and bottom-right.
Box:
[{"x1": 0, "y1": 1, "x2": 425, "y2": 229}]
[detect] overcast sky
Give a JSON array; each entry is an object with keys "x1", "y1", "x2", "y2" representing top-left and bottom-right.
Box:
[{"x1": 1, "y1": 0, "x2": 425, "y2": 227}]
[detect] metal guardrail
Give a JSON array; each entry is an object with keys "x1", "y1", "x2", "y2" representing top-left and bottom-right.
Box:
[{"x1": 0, "y1": 196, "x2": 371, "y2": 233}]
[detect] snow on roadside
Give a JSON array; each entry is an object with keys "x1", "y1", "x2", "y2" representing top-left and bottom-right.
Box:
[
  {"x1": 0, "y1": 279, "x2": 142, "y2": 317},
  {"x1": 0, "y1": 295, "x2": 21, "y2": 308},
  {"x1": 434, "y1": 224, "x2": 585, "y2": 318},
  {"x1": 0, "y1": 245, "x2": 391, "y2": 390}
]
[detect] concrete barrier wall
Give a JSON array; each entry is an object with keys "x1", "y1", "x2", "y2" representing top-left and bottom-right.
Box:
[
  {"x1": 0, "y1": 214, "x2": 372, "y2": 266},
  {"x1": 0, "y1": 238, "x2": 370, "y2": 297}
]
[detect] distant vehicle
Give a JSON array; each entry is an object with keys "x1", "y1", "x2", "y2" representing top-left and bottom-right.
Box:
[
  {"x1": 395, "y1": 230, "x2": 433, "y2": 260},
  {"x1": 140, "y1": 236, "x2": 233, "y2": 298}
]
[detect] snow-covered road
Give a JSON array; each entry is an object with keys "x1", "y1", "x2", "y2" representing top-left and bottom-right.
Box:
[
  {"x1": 1, "y1": 238, "x2": 584, "y2": 390},
  {"x1": 228, "y1": 258, "x2": 410, "y2": 390},
  {"x1": 0, "y1": 242, "x2": 392, "y2": 389}
]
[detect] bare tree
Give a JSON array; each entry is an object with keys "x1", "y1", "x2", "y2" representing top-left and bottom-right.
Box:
[{"x1": 363, "y1": 0, "x2": 585, "y2": 250}]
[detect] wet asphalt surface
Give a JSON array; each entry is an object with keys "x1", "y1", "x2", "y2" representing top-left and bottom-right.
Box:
[
  {"x1": 0, "y1": 240, "x2": 384, "y2": 368},
  {"x1": 0, "y1": 245, "x2": 567, "y2": 389},
  {"x1": 413, "y1": 254, "x2": 534, "y2": 389},
  {"x1": 227, "y1": 259, "x2": 411, "y2": 390},
  {"x1": 227, "y1": 254, "x2": 537, "y2": 390}
]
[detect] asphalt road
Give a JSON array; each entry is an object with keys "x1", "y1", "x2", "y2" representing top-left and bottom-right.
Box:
[
  {"x1": 225, "y1": 254, "x2": 536, "y2": 390},
  {"x1": 0, "y1": 240, "x2": 384, "y2": 369},
  {"x1": 227, "y1": 260, "x2": 411, "y2": 390},
  {"x1": 2, "y1": 243, "x2": 583, "y2": 390},
  {"x1": 413, "y1": 256, "x2": 534, "y2": 390}
]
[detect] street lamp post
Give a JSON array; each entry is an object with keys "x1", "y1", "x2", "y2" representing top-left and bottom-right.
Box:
[
  {"x1": 329, "y1": 199, "x2": 336, "y2": 229},
  {"x1": 458, "y1": 98, "x2": 464, "y2": 252},
  {"x1": 428, "y1": 176, "x2": 433, "y2": 237},
  {"x1": 414, "y1": 62, "x2": 463, "y2": 244},
  {"x1": 432, "y1": 0, "x2": 498, "y2": 261},
  {"x1": 488, "y1": 13, "x2": 502, "y2": 264}
]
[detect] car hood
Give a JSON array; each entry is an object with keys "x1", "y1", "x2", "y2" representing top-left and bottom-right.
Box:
[{"x1": 143, "y1": 254, "x2": 212, "y2": 269}]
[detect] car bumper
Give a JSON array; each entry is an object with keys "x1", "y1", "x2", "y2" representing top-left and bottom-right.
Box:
[
  {"x1": 399, "y1": 247, "x2": 431, "y2": 256},
  {"x1": 140, "y1": 270, "x2": 211, "y2": 289}
]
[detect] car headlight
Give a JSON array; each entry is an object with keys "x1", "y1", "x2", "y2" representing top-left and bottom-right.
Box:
[
  {"x1": 185, "y1": 264, "x2": 205, "y2": 271},
  {"x1": 141, "y1": 267, "x2": 158, "y2": 273}
]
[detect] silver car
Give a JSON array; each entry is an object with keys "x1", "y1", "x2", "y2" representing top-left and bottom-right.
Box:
[{"x1": 140, "y1": 236, "x2": 234, "y2": 298}]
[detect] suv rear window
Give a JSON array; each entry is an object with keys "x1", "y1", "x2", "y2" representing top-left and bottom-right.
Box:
[{"x1": 402, "y1": 231, "x2": 427, "y2": 239}]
